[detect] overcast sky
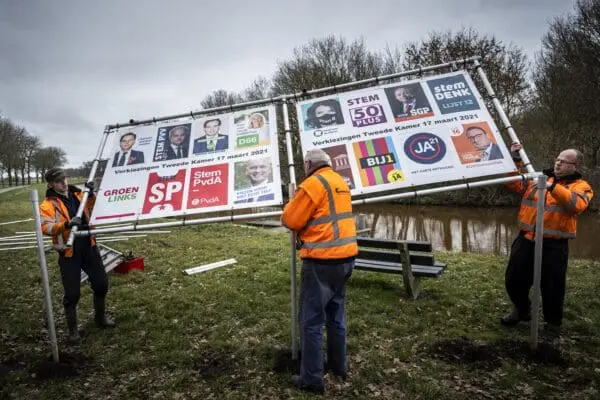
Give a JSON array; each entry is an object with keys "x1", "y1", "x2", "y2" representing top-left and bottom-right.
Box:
[{"x1": 0, "y1": 0, "x2": 576, "y2": 167}]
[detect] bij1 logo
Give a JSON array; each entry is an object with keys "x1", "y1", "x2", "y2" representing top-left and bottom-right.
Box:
[{"x1": 404, "y1": 133, "x2": 446, "y2": 164}]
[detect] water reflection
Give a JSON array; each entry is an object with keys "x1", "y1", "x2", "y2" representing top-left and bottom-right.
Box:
[{"x1": 354, "y1": 204, "x2": 600, "y2": 260}]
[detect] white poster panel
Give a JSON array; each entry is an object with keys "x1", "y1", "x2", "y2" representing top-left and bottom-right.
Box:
[
  {"x1": 295, "y1": 71, "x2": 516, "y2": 196},
  {"x1": 91, "y1": 105, "x2": 282, "y2": 225}
]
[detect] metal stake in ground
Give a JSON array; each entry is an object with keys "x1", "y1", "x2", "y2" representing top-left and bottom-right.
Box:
[
  {"x1": 282, "y1": 98, "x2": 300, "y2": 360},
  {"x1": 30, "y1": 189, "x2": 59, "y2": 362},
  {"x1": 530, "y1": 173, "x2": 546, "y2": 350}
]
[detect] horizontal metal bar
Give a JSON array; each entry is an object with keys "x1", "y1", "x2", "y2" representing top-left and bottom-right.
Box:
[
  {"x1": 98, "y1": 230, "x2": 171, "y2": 235},
  {"x1": 0, "y1": 219, "x2": 34, "y2": 226},
  {"x1": 352, "y1": 173, "x2": 540, "y2": 206},
  {"x1": 184, "y1": 258, "x2": 238, "y2": 275},
  {"x1": 0, "y1": 241, "x2": 51, "y2": 246},
  {"x1": 97, "y1": 242, "x2": 126, "y2": 255},
  {"x1": 94, "y1": 222, "x2": 133, "y2": 229},
  {"x1": 0, "y1": 245, "x2": 39, "y2": 251},
  {"x1": 96, "y1": 238, "x2": 131, "y2": 243},
  {"x1": 107, "y1": 97, "x2": 283, "y2": 130},
  {"x1": 0, "y1": 235, "x2": 41, "y2": 241},
  {"x1": 104, "y1": 57, "x2": 480, "y2": 131},
  {"x1": 78, "y1": 174, "x2": 534, "y2": 236},
  {"x1": 290, "y1": 56, "x2": 481, "y2": 98},
  {"x1": 76, "y1": 211, "x2": 283, "y2": 236},
  {"x1": 95, "y1": 235, "x2": 148, "y2": 240}
]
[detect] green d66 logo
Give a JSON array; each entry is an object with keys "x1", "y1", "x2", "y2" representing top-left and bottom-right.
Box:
[{"x1": 237, "y1": 134, "x2": 259, "y2": 148}]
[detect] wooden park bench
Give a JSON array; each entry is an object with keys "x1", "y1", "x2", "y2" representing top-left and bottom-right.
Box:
[{"x1": 354, "y1": 237, "x2": 447, "y2": 299}]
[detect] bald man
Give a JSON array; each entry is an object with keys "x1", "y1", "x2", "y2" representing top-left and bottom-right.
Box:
[{"x1": 501, "y1": 144, "x2": 594, "y2": 340}]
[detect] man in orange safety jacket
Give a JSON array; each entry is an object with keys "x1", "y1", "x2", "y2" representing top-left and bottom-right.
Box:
[
  {"x1": 40, "y1": 167, "x2": 115, "y2": 343},
  {"x1": 501, "y1": 144, "x2": 593, "y2": 338},
  {"x1": 282, "y1": 148, "x2": 357, "y2": 394}
]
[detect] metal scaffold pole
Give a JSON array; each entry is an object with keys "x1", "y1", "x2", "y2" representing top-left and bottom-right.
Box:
[
  {"x1": 282, "y1": 98, "x2": 300, "y2": 359},
  {"x1": 30, "y1": 189, "x2": 59, "y2": 363}
]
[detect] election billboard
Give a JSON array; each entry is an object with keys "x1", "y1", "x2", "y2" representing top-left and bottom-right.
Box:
[
  {"x1": 90, "y1": 105, "x2": 282, "y2": 224},
  {"x1": 295, "y1": 71, "x2": 516, "y2": 195}
]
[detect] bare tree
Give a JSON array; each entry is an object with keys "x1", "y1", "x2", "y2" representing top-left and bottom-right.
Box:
[
  {"x1": 0, "y1": 119, "x2": 27, "y2": 186},
  {"x1": 526, "y1": 0, "x2": 600, "y2": 210},
  {"x1": 402, "y1": 28, "x2": 530, "y2": 120},
  {"x1": 200, "y1": 90, "x2": 243, "y2": 110},
  {"x1": 32, "y1": 146, "x2": 67, "y2": 182},
  {"x1": 271, "y1": 35, "x2": 390, "y2": 95},
  {"x1": 23, "y1": 135, "x2": 41, "y2": 184}
]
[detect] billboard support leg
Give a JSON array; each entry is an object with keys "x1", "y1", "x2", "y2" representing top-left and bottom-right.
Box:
[
  {"x1": 282, "y1": 98, "x2": 300, "y2": 359},
  {"x1": 530, "y1": 173, "x2": 546, "y2": 350},
  {"x1": 30, "y1": 189, "x2": 59, "y2": 363},
  {"x1": 67, "y1": 126, "x2": 112, "y2": 246}
]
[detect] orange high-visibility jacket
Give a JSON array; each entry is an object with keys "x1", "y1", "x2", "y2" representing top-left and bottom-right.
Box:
[
  {"x1": 506, "y1": 169, "x2": 593, "y2": 240},
  {"x1": 40, "y1": 187, "x2": 96, "y2": 257},
  {"x1": 282, "y1": 166, "x2": 358, "y2": 260}
]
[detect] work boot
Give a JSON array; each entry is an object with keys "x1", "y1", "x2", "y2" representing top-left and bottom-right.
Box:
[
  {"x1": 65, "y1": 307, "x2": 83, "y2": 343},
  {"x1": 500, "y1": 309, "x2": 531, "y2": 326},
  {"x1": 93, "y1": 295, "x2": 116, "y2": 328},
  {"x1": 324, "y1": 361, "x2": 347, "y2": 381},
  {"x1": 542, "y1": 323, "x2": 561, "y2": 341},
  {"x1": 291, "y1": 375, "x2": 325, "y2": 394}
]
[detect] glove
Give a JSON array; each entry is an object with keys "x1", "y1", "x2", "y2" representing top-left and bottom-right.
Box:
[
  {"x1": 64, "y1": 216, "x2": 82, "y2": 229},
  {"x1": 295, "y1": 236, "x2": 304, "y2": 250},
  {"x1": 510, "y1": 143, "x2": 522, "y2": 160},
  {"x1": 84, "y1": 181, "x2": 95, "y2": 191}
]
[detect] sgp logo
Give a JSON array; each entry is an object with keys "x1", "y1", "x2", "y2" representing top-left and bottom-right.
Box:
[{"x1": 313, "y1": 129, "x2": 324, "y2": 137}]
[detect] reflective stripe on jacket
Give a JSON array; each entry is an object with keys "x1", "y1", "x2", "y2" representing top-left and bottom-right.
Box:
[
  {"x1": 506, "y1": 171, "x2": 593, "y2": 240},
  {"x1": 39, "y1": 189, "x2": 96, "y2": 257},
  {"x1": 282, "y1": 166, "x2": 358, "y2": 260}
]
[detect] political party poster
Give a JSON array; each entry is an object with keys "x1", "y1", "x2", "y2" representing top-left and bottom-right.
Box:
[
  {"x1": 296, "y1": 70, "x2": 516, "y2": 196},
  {"x1": 90, "y1": 105, "x2": 282, "y2": 224},
  {"x1": 232, "y1": 157, "x2": 276, "y2": 204}
]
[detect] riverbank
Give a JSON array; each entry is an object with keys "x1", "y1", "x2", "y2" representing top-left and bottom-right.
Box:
[
  {"x1": 1, "y1": 188, "x2": 599, "y2": 398},
  {"x1": 353, "y1": 203, "x2": 600, "y2": 260}
]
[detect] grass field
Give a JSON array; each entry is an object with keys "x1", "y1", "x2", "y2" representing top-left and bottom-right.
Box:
[{"x1": 1, "y1": 185, "x2": 599, "y2": 399}]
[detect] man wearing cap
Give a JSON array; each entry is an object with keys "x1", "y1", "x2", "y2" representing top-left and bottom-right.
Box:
[
  {"x1": 282, "y1": 148, "x2": 358, "y2": 394},
  {"x1": 39, "y1": 168, "x2": 115, "y2": 343}
]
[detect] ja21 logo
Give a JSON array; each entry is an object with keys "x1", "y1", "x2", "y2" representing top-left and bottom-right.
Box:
[{"x1": 404, "y1": 133, "x2": 446, "y2": 164}]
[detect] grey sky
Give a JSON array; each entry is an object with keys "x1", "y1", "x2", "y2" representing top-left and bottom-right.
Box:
[{"x1": 0, "y1": 0, "x2": 575, "y2": 167}]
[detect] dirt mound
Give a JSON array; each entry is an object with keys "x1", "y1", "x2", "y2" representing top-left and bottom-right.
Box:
[
  {"x1": 271, "y1": 348, "x2": 300, "y2": 374},
  {"x1": 30, "y1": 352, "x2": 94, "y2": 380},
  {"x1": 429, "y1": 337, "x2": 568, "y2": 370},
  {"x1": 2, "y1": 351, "x2": 94, "y2": 382},
  {"x1": 193, "y1": 349, "x2": 235, "y2": 378}
]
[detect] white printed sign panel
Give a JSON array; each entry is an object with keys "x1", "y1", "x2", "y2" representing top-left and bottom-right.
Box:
[
  {"x1": 91, "y1": 106, "x2": 282, "y2": 225},
  {"x1": 295, "y1": 71, "x2": 516, "y2": 195}
]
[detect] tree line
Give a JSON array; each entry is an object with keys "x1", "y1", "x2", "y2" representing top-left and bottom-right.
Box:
[{"x1": 0, "y1": 116, "x2": 67, "y2": 187}]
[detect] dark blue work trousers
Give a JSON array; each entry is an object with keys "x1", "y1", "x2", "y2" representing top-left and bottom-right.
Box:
[{"x1": 298, "y1": 258, "x2": 353, "y2": 387}]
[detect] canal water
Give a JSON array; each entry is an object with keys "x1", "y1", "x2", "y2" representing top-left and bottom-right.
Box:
[{"x1": 353, "y1": 204, "x2": 600, "y2": 260}]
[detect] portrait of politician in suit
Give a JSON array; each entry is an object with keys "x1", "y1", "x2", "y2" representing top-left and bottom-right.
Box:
[
  {"x1": 164, "y1": 125, "x2": 190, "y2": 160},
  {"x1": 234, "y1": 158, "x2": 275, "y2": 204},
  {"x1": 384, "y1": 83, "x2": 433, "y2": 122},
  {"x1": 193, "y1": 118, "x2": 228, "y2": 154},
  {"x1": 112, "y1": 132, "x2": 145, "y2": 167},
  {"x1": 465, "y1": 125, "x2": 503, "y2": 162}
]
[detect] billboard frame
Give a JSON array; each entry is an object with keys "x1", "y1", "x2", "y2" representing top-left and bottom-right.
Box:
[{"x1": 29, "y1": 56, "x2": 546, "y2": 365}]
